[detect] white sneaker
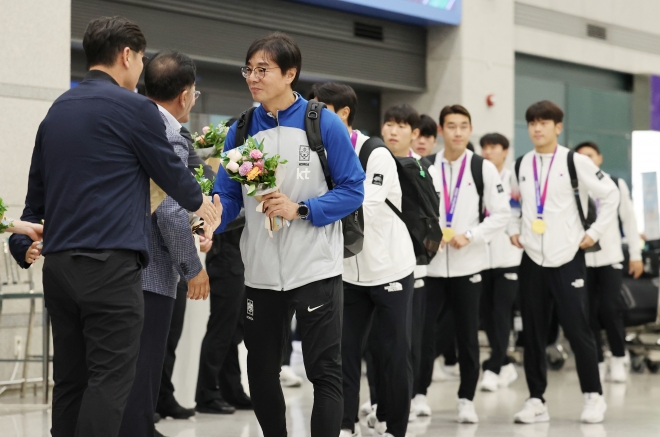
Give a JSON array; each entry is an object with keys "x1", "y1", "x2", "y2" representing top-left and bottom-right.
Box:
[
  {"x1": 598, "y1": 362, "x2": 608, "y2": 383},
  {"x1": 608, "y1": 356, "x2": 627, "y2": 383},
  {"x1": 372, "y1": 419, "x2": 387, "y2": 435},
  {"x1": 408, "y1": 409, "x2": 418, "y2": 422},
  {"x1": 280, "y1": 365, "x2": 303, "y2": 387},
  {"x1": 514, "y1": 398, "x2": 550, "y2": 424},
  {"x1": 499, "y1": 363, "x2": 519, "y2": 387},
  {"x1": 432, "y1": 359, "x2": 447, "y2": 381},
  {"x1": 457, "y1": 398, "x2": 479, "y2": 423},
  {"x1": 339, "y1": 429, "x2": 361, "y2": 437},
  {"x1": 412, "y1": 394, "x2": 432, "y2": 416},
  {"x1": 359, "y1": 400, "x2": 373, "y2": 416},
  {"x1": 581, "y1": 393, "x2": 607, "y2": 424},
  {"x1": 479, "y1": 370, "x2": 500, "y2": 392},
  {"x1": 445, "y1": 363, "x2": 461, "y2": 378},
  {"x1": 366, "y1": 405, "x2": 378, "y2": 428}
]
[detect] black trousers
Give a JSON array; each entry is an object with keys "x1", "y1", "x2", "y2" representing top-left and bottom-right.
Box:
[
  {"x1": 196, "y1": 272, "x2": 245, "y2": 404},
  {"x1": 520, "y1": 251, "x2": 602, "y2": 400},
  {"x1": 119, "y1": 291, "x2": 175, "y2": 437},
  {"x1": 587, "y1": 265, "x2": 626, "y2": 361},
  {"x1": 342, "y1": 274, "x2": 414, "y2": 437},
  {"x1": 158, "y1": 280, "x2": 188, "y2": 408},
  {"x1": 481, "y1": 267, "x2": 519, "y2": 374},
  {"x1": 411, "y1": 279, "x2": 427, "y2": 396},
  {"x1": 245, "y1": 276, "x2": 344, "y2": 437},
  {"x1": 43, "y1": 250, "x2": 143, "y2": 437},
  {"x1": 420, "y1": 275, "x2": 482, "y2": 400},
  {"x1": 435, "y1": 308, "x2": 458, "y2": 365}
]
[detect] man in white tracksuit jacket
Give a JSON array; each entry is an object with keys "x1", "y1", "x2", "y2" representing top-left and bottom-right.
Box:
[
  {"x1": 509, "y1": 101, "x2": 618, "y2": 425},
  {"x1": 312, "y1": 85, "x2": 417, "y2": 437},
  {"x1": 418, "y1": 105, "x2": 511, "y2": 424},
  {"x1": 576, "y1": 141, "x2": 644, "y2": 383}
]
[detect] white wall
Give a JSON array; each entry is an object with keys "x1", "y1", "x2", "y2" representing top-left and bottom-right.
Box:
[
  {"x1": 0, "y1": 0, "x2": 71, "y2": 219},
  {"x1": 516, "y1": 0, "x2": 660, "y2": 76},
  {"x1": 382, "y1": 0, "x2": 516, "y2": 150}
]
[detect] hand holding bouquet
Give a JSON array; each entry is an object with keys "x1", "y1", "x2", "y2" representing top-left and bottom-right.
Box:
[
  {"x1": 221, "y1": 136, "x2": 287, "y2": 235},
  {"x1": 193, "y1": 123, "x2": 230, "y2": 160}
]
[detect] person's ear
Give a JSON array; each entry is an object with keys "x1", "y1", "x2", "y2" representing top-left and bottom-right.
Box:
[
  {"x1": 120, "y1": 47, "x2": 131, "y2": 69},
  {"x1": 437, "y1": 125, "x2": 444, "y2": 135},
  {"x1": 411, "y1": 128, "x2": 420, "y2": 141},
  {"x1": 337, "y1": 106, "x2": 350, "y2": 123},
  {"x1": 179, "y1": 89, "x2": 189, "y2": 109},
  {"x1": 555, "y1": 122, "x2": 563, "y2": 136},
  {"x1": 284, "y1": 68, "x2": 296, "y2": 85}
]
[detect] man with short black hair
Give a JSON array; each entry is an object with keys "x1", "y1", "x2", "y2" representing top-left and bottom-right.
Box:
[
  {"x1": 417, "y1": 105, "x2": 510, "y2": 424},
  {"x1": 213, "y1": 33, "x2": 365, "y2": 437},
  {"x1": 575, "y1": 141, "x2": 643, "y2": 383},
  {"x1": 314, "y1": 85, "x2": 416, "y2": 437},
  {"x1": 510, "y1": 100, "x2": 617, "y2": 424},
  {"x1": 478, "y1": 133, "x2": 522, "y2": 392},
  {"x1": 26, "y1": 17, "x2": 220, "y2": 437}
]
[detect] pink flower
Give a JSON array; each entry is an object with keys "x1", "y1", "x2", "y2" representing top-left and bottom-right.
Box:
[
  {"x1": 238, "y1": 162, "x2": 253, "y2": 177},
  {"x1": 202, "y1": 126, "x2": 210, "y2": 134},
  {"x1": 254, "y1": 159, "x2": 264, "y2": 171},
  {"x1": 249, "y1": 149, "x2": 264, "y2": 160}
]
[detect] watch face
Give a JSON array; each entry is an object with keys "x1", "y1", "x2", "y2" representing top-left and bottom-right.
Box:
[{"x1": 298, "y1": 203, "x2": 309, "y2": 217}]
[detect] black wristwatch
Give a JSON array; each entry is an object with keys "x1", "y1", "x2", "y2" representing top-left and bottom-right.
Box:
[{"x1": 297, "y1": 202, "x2": 310, "y2": 220}]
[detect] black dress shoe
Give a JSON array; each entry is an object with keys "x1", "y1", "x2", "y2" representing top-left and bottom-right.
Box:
[
  {"x1": 195, "y1": 399, "x2": 236, "y2": 415},
  {"x1": 154, "y1": 412, "x2": 162, "y2": 423},
  {"x1": 228, "y1": 393, "x2": 253, "y2": 410},
  {"x1": 157, "y1": 400, "x2": 195, "y2": 420}
]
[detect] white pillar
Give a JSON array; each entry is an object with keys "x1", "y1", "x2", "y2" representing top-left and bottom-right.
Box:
[{"x1": 382, "y1": 0, "x2": 515, "y2": 154}]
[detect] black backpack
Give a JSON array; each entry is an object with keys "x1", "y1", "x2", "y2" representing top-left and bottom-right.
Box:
[
  {"x1": 428, "y1": 152, "x2": 486, "y2": 222},
  {"x1": 515, "y1": 150, "x2": 601, "y2": 252},
  {"x1": 360, "y1": 141, "x2": 442, "y2": 265},
  {"x1": 234, "y1": 101, "x2": 365, "y2": 259}
]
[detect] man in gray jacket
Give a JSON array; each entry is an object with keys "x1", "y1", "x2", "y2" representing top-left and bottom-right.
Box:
[{"x1": 119, "y1": 51, "x2": 210, "y2": 437}]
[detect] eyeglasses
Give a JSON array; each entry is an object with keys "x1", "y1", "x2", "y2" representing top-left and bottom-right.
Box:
[
  {"x1": 193, "y1": 90, "x2": 201, "y2": 100},
  {"x1": 241, "y1": 66, "x2": 277, "y2": 80}
]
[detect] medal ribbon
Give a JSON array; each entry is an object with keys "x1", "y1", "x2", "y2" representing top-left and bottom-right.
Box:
[
  {"x1": 441, "y1": 154, "x2": 468, "y2": 228},
  {"x1": 532, "y1": 147, "x2": 558, "y2": 220},
  {"x1": 350, "y1": 130, "x2": 358, "y2": 149}
]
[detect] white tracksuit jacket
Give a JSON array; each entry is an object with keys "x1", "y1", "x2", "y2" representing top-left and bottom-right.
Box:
[{"x1": 487, "y1": 168, "x2": 523, "y2": 270}]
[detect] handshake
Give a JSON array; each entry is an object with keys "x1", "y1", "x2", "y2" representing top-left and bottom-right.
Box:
[{"x1": 193, "y1": 194, "x2": 223, "y2": 236}]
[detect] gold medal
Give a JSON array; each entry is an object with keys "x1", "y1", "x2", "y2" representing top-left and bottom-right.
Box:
[
  {"x1": 443, "y1": 228, "x2": 455, "y2": 242},
  {"x1": 532, "y1": 219, "x2": 546, "y2": 235}
]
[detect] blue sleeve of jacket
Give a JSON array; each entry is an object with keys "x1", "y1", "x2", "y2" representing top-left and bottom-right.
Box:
[
  {"x1": 211, "y1": 123, "x2": 244, "y2": 233},
  {"x1": 8, "y1": 203, "x2": 40, "y2": 269},
  {"x1": 26, "y1": 123, "x2": 46, "y2": 220},
  {"x1": 305, "y1": 109, "x2": 365, "y2": 226}
]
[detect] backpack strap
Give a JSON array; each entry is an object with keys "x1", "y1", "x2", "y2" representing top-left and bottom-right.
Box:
[
  {"x1": 358, "y1": 137, "x2": 388, "y2": 171},
  {"x1": 568, "y1": 150, "x2": 589, "y2": 231},
  {"x1": 471, "y1": 154, "x2": 485, "y2": 222},
  {"x1": 515, "y1": 156, "x2": 523, "y2": 182},
  {"x1": 305, "y1": 100, "x2": 333, "y2": 191},
  {"x1": 233, "y1": 107, "x2": 256, "y2": 149}
]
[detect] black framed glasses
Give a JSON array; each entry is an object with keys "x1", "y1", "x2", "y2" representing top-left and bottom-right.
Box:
[{"x1": 241, "y1": 66, "x2": 277, "y2": 80}]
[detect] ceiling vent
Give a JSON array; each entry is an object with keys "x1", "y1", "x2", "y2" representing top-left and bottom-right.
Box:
[
  {"x1": 587, "y1": 24, "x2": 607, "y2": 40},
  {"x1": 354, "y1": 22, "x2": 384, "y2": 41}
]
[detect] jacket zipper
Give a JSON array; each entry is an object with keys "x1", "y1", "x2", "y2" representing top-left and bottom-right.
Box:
[
  {"x1": 540, "y1": 155, "x2": 545, "y2": 266},
  {"x1": 271, "y1": 111, "x2": 286, "y2": 291},
  {"x1": 445, "y1": 160, "x2": 453, "y2": 277},
  {"x1": 355, "y1": 254, "x2": 361, "y2": 282}
]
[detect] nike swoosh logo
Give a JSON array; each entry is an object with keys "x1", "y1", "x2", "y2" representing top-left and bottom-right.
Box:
[{"x1": 308, "y1": 305, "x2": 323, "y2": 312}]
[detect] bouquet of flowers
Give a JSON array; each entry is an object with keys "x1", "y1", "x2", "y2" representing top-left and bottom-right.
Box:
[
  {"x1": 193, "y1": 123, "x2": 229, "y2": 160},
  {"x1": 0, "y1": 198, "x2": 12, "y2": 233},
  {"x1": 221, "y1": 136, "x2": 287, "y2": 235}
]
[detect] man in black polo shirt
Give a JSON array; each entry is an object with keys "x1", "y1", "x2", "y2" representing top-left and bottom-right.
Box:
[{"x1": 25, "y1": 17, "x2": 220, "y2": 437}]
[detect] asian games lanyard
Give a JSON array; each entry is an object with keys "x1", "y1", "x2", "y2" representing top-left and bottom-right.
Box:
[
  {"x1": 441, "y1": 154, "x2": 468, "y2": 233},
  {"x1": 350, "y1": 130, "x2": 358, "y2": 149},
  {"x1": 532, "y1": 147, "x2": 558, "y2": 223}
]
